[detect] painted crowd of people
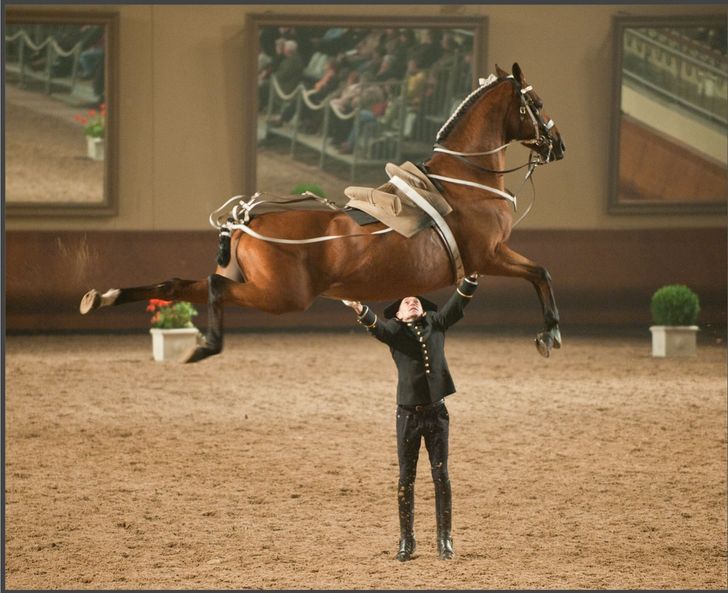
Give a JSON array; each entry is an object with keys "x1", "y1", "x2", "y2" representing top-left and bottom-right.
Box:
[{"x1": 258, "y1": 26, "x2": 473, "y2": 153}]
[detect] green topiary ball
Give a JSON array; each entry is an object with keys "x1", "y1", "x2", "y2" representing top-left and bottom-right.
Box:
[
  {"x1": 650, "y1": 284, "x2": 700, "y2": 326},
  {"x1": 291, "y1": 183, "x2": 326, "y2": 198}
]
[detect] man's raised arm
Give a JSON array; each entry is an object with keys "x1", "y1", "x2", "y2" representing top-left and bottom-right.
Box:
[
  {"x1": 434, "y1": 273, "x2": 479, "y2": 330},
  {"x1": 342, "y1": 299, "x2": 400, "y2": 344}
]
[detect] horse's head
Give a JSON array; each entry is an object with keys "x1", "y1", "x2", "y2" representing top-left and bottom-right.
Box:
[{"x1": 496, "y1": 63, "x2": 565, "y2": 163}]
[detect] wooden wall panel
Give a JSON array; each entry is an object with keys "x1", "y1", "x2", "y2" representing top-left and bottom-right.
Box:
[{"x1": 6, "y1": 229, "x2": 726, "y2": 332}]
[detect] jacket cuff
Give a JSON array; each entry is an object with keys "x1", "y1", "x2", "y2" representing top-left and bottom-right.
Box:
[
  {"x1": 456, "y1": 276, "x2": 478, "y2": 298},
  {"x1": 356, "y1": 305, "x2": 377, "y2": 328}
]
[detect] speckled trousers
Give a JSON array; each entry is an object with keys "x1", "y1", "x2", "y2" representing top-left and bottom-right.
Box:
[
  {"x1": 396, "y1": 401, "x2": 452, "y2": 551},
  {"x1": 396, "y1": 402, "x2": 450, "y2": 485}
]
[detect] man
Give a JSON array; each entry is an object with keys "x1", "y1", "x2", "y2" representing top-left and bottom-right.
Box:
[
  {"x1": 274, "y1": 39, "x2": 304, "y2": 95},
  {"x1": 343, "y1": 273, "x2": 479, "y2": 561}
]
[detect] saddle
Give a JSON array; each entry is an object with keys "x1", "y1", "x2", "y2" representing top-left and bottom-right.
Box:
[
  {"x1": 343, "y1": 161, "x2": 464, "y2": 281},
  {"x1": 344, "y1": 161, "x2": 453, "y2": 238}
]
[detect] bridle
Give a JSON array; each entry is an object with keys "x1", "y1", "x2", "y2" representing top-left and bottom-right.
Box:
[
  {"x1": 513, "y1": 76, "x2": 558, "y2": 164},
  {"x1": 426, "y1": 74, "x2": 558, "y2": 225}
]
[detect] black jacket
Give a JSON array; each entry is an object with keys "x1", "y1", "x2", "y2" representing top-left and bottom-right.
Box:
[{"x1": 356, "y1": 277, "x2": 478, "y2": 406}]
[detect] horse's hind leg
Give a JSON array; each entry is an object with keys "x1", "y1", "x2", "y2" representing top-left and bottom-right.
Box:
[
  {"x1": 81, "y1": 275, "x2": 227, "y2": 363},
  {"x1": 80, "y1": 277, "x2": 209, "y2": 314},
  {"x1": 483, "y1": 243, "x2": 561, "y2": 358},
  {"x1": 183, "y1": 274, "x2": 225, "y2": 363},
  {"x1": 182, "y1": 272, "x2": 318, "y2": 364}
]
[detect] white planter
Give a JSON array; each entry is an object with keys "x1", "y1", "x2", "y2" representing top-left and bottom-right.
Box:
[
  {"x1": 150, "y1": 327, "x2": 201, "y2": 362},
  {"x1": 649, "y1": 325, "x2": 699, "y2": 357},
  {"x1": 86, "y1": 136, "x2": 105, "y2": 160}
]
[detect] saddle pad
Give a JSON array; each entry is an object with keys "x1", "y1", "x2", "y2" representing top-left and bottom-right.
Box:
[{"x1": 344, "y1": 207, "x2": 380, "y2": 226}]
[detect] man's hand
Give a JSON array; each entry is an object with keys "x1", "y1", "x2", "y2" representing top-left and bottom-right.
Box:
[{"x1": 342, "y1": 299, "x2": 364, "y2": 315}]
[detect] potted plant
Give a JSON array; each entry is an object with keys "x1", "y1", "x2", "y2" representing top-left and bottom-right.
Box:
[
  {"x1": 73, "y1": 104, "x2": 106, "y2": 160},
  {"x1": 649, "y1": 284, "x2": 700, "y2": 357},
  {"x1": 147, "y1": 299, "x2": 200, "y2": 362}
]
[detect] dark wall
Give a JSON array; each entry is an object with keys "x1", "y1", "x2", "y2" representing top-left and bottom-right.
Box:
[{"x1": 6, "y1": 229, "x2": 726, "y2": 332}]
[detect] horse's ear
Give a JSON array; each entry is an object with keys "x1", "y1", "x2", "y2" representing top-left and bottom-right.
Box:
[
  {"x1": 512, "y1": 62, "x2": 525, "y2": 84},
  {"x1": 495, "y1": 64, "x2": 509, "y2": 78}
]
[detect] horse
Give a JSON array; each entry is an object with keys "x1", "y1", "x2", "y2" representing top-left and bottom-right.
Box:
[{"x1": 80, "y1": 63, "x2": 565, "y2": 363}]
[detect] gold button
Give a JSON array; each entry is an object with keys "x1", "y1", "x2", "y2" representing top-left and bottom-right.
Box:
[{"x1": 426, "y1": 370, "x2": 431, "y2": 374}]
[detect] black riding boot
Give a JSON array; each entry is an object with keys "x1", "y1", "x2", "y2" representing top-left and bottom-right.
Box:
[
  {"x1": 396, "y1": 482, "x2": 416, "y2": 561},
  {"x1": 434, "y1": 478, "x2": 453, "y2": 560}
]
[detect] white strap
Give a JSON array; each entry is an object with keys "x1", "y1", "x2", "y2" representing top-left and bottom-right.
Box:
[
  {"x1": 433, "y1": 142, "x2": 511, "y2": 157},
  {"x1": 427, "y1": 174, "x2": 517, "y2": 208},
  {"x1": 228, "y1": 221, "x2": 393, "y2": 244},
  {"x1": 210, "y1": 194, "x2": 395, "y2": 244},
  {"x1": 388, "y1": 175, "x2": 465, "y2": 280}
]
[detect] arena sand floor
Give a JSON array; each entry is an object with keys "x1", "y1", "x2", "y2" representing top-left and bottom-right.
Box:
[{"x1": 4, "y1": 332, "x2": 727, "y2": 589}]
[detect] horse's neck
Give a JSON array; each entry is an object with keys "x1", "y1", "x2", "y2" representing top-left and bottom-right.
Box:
[{"x1": 440, "y1": 85, "x2": 512, "y2": 168}]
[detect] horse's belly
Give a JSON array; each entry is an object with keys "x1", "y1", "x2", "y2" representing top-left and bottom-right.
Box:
[{"x1": 322, "y1": 228, "x2": 453, "y2": 301}]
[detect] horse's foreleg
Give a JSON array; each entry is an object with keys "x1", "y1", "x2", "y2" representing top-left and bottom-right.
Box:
[
  {"x1": 80, "y1": 277, "x2": 209, "y2": 314},
  {"x1": 483, "y1": 244, "x2": 561, "y2": 358}
]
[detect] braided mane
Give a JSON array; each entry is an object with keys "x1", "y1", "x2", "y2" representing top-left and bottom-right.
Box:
[{"x1": 435, "y1": 74, "x2": 505, "y2": 143}]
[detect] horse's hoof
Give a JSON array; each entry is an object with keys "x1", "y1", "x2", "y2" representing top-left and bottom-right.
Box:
[
  {"x1": 552, "y1": 327, "x2": 562, "y2": 349},
  {"x1": 80, "y1": 289, "x2": 100, "y2": 314},
  {"x1": 182, "y1": 346, "x2": 208, "y2": 363},
  {"x1": 535, "y1": 336, "x2": 550, "y2": 358},
  {"x1": 182, "y1": 345, "x2": 219, "y2": 364}
]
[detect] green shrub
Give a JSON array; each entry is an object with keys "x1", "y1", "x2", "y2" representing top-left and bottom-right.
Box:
[
  {"x1": 291, "y1": 183, "x2": 326, "y2": 198},
  {"x1": 650, "y1": 284, "x2": 700, "y2": 326}
]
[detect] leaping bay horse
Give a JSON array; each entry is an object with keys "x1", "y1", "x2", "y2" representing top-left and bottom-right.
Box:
[{"x1": 80, "y1": 63, "x2": 565, "y2": 363}]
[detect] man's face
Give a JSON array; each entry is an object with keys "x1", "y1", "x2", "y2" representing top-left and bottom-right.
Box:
[{"x1": 396, "y1": 296, "x2": 424, "y2": 322}]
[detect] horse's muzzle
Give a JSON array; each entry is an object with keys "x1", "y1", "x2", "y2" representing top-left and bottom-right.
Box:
[{"x1": 552, "y1": 137, "x2": 566, "y2": 161}]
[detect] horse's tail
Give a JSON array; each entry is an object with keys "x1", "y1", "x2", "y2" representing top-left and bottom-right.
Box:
[{"x1": 216, "y1": 219, "x2": 233, "y2": 266}]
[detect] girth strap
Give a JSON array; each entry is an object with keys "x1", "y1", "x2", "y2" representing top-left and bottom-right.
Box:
[{"x1": 389, "y1": 175, "x2": 465, "y2": 283}]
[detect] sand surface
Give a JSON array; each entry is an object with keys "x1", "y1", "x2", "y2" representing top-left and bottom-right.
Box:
[
  {"x1": 5, "y1": 85, "x2": 105, "y2": 204},
  {"x1": 5, "y1": 332, "x2": 727, "y2": 589}
]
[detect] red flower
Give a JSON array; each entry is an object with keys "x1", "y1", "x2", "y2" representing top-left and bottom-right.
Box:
[
  {"x1": 88, "y1": 109, "x2": 97, "y2": 117},
  {"x1": 147, "y1": 299, "x2": 173, "y2": 309}
]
